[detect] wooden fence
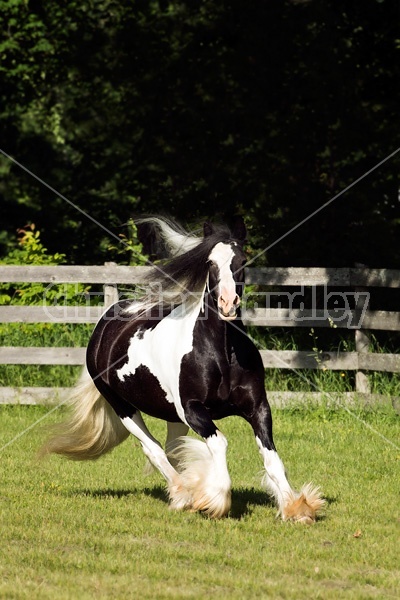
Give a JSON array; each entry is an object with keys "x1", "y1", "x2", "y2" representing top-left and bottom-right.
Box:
[{"x1": 1, "y1": 264, "x2": 400, "y2": 408}]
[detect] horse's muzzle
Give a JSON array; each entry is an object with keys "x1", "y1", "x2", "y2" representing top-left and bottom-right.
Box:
[
  {"x1": 217, "y1": 290, "x2": 240, "y2": 320},
  {"x1": 218, "y1": 310, "x2": 238, "y2": 320}
]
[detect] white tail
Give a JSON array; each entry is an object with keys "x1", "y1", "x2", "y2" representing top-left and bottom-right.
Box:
[{"x1": 39, "y1": 368, "x2": 129, "y2": 460}]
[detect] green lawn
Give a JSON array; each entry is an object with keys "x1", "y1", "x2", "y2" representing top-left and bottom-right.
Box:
[{"x1": 0, "y1": 405, "x2": 399, "y2": 599}]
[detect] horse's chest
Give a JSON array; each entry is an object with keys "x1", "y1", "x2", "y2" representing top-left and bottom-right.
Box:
[{"x1": 179, "y1": 339, "x2": 232, "y2": 402}]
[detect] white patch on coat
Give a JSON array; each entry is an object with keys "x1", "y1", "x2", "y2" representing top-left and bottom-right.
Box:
[{"x1": 116, "y1": 293, "x2": 204, "y2": 424}]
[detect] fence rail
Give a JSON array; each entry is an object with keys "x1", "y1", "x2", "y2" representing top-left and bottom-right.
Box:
[
  {"x1": 1, "y1": 264, "x2": 399, "y2": 408},
  {"x1": 3, "y1": 265, "x2": 400, "y2": 287},
  {"x1": 1, "y1": 305, "x2": 399, "y2": 331}
]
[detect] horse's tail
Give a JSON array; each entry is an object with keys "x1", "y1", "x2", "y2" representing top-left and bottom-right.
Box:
[{"x1": 39, "y1": 368, "x2": 129, "y2": 460}]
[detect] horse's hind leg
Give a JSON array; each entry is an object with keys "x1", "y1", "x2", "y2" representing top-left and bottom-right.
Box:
[
  {"x1": 248, "y1": 404, "x2": 325, "y2": 523},
  {"x1": 120, "y1": 412, "x2": 192, "y2": 510},
  {"x1": 165, "y1": 421, "x2": 189, "y2": 468}
]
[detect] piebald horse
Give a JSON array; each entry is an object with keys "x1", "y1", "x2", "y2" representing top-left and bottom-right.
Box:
[{"x1": 41, "y1": 217, "x2": 324, "y2": 522}]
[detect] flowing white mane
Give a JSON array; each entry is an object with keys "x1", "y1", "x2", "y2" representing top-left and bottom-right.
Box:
[{"x1": 136, "y1": 217, "x2": 202, "y2": 257}]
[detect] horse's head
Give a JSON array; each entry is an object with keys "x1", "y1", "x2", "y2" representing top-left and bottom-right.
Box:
[{"x1": 204, "y1": 219, "x2": 247, "y2": 321}]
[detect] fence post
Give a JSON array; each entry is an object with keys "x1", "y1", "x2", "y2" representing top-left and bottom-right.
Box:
[
  {"x1": 103, "y1": 262, "x2": 119, "y2": 308},
  {"x1": 355, "y1": 284, "x2": 371, "y2": 395}
]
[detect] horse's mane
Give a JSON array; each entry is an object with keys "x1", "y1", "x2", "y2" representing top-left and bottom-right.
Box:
[{"x1": 135, "y1": 217, "x2": 239, "y2": 309}]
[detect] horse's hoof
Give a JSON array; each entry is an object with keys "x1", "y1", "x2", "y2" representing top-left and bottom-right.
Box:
[
  {"x1": 283, "y1": 483, "x2": 325, "y2": 523},
  {"x1": 293, "y1": 514, "x2": 315, "y2": 525}
]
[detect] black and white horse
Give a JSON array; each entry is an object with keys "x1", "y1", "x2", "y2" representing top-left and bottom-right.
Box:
[{"x1": 42, "y1": 217, "x2": 324, "y2": 522}]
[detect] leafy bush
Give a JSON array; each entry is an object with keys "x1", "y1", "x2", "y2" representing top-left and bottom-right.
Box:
[
  {"x1": 0, "y1": 224, "x2": 90, "y2": 306},
  {"x1": 0, "y1": 225, "x2": 93, "y2": 387}
]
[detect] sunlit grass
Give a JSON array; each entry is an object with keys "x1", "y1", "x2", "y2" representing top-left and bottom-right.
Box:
[{"x1": 0, "y1": 406, "x2": 399, "y2": 599}]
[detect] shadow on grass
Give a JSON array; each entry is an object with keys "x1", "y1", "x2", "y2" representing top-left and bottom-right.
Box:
[
  {"x1": 67, "y1": 485, "x2": 334, "y2": 520},
  {"x1": 68, "y1": 485, "x2": 168, "y2": 502},
  {"x1": 68, "y1": 485, "x2": 269, "y2": 519},
  {"x1": 68, "y1": 488, "x2": 143, "y2": 499},
  {"x1": 144, "y1": 485, "x2": 274, "y2": 520}
]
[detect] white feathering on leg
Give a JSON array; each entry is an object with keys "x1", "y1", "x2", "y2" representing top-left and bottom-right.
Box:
[{"x1": 167, "y1": 435, "x2": 231, "y2": 518}]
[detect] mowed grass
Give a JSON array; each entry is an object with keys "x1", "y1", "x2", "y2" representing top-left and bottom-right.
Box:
[{"x1": 0, "y1": 405, "x2": 399, "y2": 600}]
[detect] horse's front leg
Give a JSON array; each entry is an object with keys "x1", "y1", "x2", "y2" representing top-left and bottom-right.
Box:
[
  {"x1": 248, "y1": 402, "x2": 325, "y2": 523},
  {"x1": 168, "y1": 399, "x2": 231, "y2": 518}
]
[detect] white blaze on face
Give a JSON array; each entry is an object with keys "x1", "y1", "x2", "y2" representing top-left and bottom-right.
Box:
[{"x1": 208, "y1": 242, "x2": 239, "y2": 320}]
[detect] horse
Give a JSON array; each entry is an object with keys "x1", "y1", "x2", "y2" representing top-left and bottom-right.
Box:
[{"x1": 41, "y1": 216, "x2": 324, "y2": 522}]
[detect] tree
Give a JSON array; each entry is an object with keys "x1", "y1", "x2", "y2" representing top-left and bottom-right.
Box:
[{"x1": 0, "y1": 0, "x2": 399, "y2": 266}]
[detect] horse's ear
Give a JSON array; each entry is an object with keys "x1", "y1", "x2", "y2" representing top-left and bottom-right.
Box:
[
  {"x1": 203, "y1": 221, "x2": 214, "y2": 238},
  {"x1": 232, "y1": 216, "x2": 247, "y2": 243}
]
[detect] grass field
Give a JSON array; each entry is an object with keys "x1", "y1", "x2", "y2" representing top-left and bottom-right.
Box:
[{"x1": 1, "y1": 404, "x2": 399, "y2": 599}]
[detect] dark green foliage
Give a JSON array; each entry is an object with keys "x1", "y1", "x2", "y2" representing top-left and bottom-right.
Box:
[{"x1": 0, "y1": 0, "x2": 399, "y2": 266}]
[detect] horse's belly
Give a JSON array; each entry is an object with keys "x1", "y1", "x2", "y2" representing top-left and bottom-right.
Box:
[{"x1": 116, "y1": 364, "x2": 181, "y2": 422}]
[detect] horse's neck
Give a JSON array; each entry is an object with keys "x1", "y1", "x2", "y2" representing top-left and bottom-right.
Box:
[{"x1": 201, "y1": 293, "x2": 233, "y2": 343}]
